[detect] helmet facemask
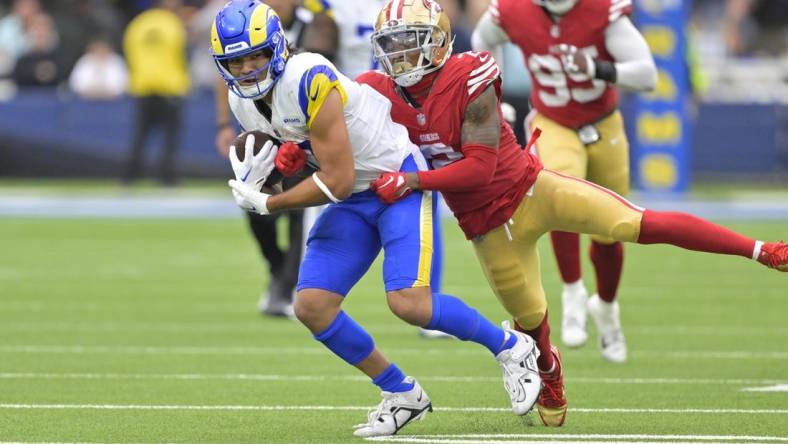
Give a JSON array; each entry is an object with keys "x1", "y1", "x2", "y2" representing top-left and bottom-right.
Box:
[
  {"x1": 210, "y1": 1, "x2": 288, "y2": 100},
  {"x1": 213, "y1": 31, "x2": 286, "y2": 99},
  {"x1": 372, "y1": 24, "x2": 451, "y2": 88},
  {"x1": 372, "y1": 0, "x2": 453, "y2": 88}
]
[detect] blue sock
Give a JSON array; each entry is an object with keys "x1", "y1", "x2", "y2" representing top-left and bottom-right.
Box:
[
  {"x1": 426, "y1": 292, "x2": 509, "y2": 355},
  {"x1": 313, "y1": 311, "x2": 375, "y2": 365},
  {"x1": 501, "y1": 331, "x2": 517, "y2": 351},
  {"x1": 372, "y1": 363, "x2": 414, "y2": 393}
]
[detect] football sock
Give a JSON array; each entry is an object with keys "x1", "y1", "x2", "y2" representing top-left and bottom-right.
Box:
[
  {"x1": 590, "y1": 241, "x2": 624, "y2": 303},
  {"x1": 638, "y1": 210, "x2": 756, "y2": 258},
  {"x1": 313, "y1": 311, "x2": 375, "y2": 366},
  {"x1": 515, "y1": 312, "x2": 555, "y2": 372},
  {"x1": 550, "y1": 231, "x2": 582, "y2": 283},
  {"x1": 427, "y1": 292, "x2": 508, "y2": 355},
  {"x1": 372, "y1": 363, "x2": 414, "y2": 393}
]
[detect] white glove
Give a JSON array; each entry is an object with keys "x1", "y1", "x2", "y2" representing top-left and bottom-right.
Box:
[
  {"x1": 555, "y1": 43, "x2": 595, "y2": 78},
  {"x1": 228, "y1": 179, "x2": 271, "y2": 215},
  {"x1": 228, "y1": 133, "x2": 278, "y2": 191}
]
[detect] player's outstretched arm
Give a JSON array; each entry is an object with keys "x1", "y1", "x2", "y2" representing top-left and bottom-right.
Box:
[
  {"x1": 403, "y1": 85, "x2": 501, "y2": 193},
  {"x1": 266, "y1": 89, "x2": 354, "y2": 211}
]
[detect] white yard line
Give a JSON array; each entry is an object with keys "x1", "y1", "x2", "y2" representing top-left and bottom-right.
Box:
[
  {"x1": 0, "y1": 372, "x2": 785, "y2": 386},
  {"x1": 368, "y1": 434, "x2": 788, "y2": 443},
  {"x1": 741, "y1": 384, "x2": 788, "y2": 392},
  {"x1": 1, "y1": 345, "x2": 786, "y2": 360},
  {"x1": 2, "y1": 436, "x2": 788, "y2": 444},
  {"x1": 0, "y1": 404, "x2": 786, "y2": 415},
  {"x1": 1, "y1": 321, "x2": 785, "y2": 337}
]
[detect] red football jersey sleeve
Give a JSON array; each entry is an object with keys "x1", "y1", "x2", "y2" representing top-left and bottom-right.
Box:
[
  {"x1": 495, "y1": 0, "x2": 631, "y2": 127},
  {"x1": 358, "y1": 54, "x2": 543, "y2": 239}
]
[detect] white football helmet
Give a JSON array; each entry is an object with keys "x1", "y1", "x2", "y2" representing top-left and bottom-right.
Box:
[{"x1": 533, "y1": 0, "x2": 579, "y2": 15}]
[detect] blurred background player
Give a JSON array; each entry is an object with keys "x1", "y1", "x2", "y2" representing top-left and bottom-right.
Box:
[
  {"x1": 213, "y1": 0, "x2": 338, "y2": 317},
  {"x1": 122, "y1": 0, "x2": 190, "y2": 187},
  {"x1": 472, "y1": 0, "x2": 658, "y2": 363}
]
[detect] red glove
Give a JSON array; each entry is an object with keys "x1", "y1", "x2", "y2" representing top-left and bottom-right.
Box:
[
  {"x1": 370, "y1": 172, "x2": 412, "y2": 204},
  {"x1": 275, "y1": 142, "x2": 307, "y2": 176}
]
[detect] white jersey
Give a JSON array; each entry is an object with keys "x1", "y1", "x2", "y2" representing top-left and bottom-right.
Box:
[
  {"x1": 229, "y1": 52, "x2": 418, "y2": 193},
  {"x1": 330, "y1": 0, "x2": 388, "y2": 79}
]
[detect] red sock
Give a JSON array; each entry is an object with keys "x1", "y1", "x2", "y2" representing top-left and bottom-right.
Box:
[
  {"x1": 515, "y1": 311, "x2": 555, "y2": 372},
  {"x1": 550, "y1": 231, "x2": 581, "y2": 283},
  {"x1": 638, "y1": 210, "x2": 756, "y2": 258},
  {"x1": 590, "y1": 241, "x2": 623, "y2": 303}
]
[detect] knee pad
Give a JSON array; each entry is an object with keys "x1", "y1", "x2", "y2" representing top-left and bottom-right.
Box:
[{"x1": 608, "y1": 214, "x2": 642, "y2": 243}]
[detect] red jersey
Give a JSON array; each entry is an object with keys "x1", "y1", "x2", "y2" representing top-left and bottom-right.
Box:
[
  {"x1": 358, "y1": 52, "x2": 543, "y2": 239},
  {"x1": 492, "y1": 0, "x2": 632, "y2": 128}
]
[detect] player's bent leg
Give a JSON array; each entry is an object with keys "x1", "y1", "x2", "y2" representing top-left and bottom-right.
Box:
[
  {"x1": 418, "y1": 196, "x2": 454, "y2": 339},
  {"x1": 528, "y1": 111, "x2": 591, "y2": 351},
  {"x1": 471, "y1": 220, "x2": 565, "y2": 418}
]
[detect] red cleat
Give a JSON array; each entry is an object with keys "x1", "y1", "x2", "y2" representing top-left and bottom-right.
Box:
[
  {"x1": 757, "y1": 241, "x2": 788, "y2": 272},
  {"x1": 536, "y1": 346, "x2": 567, "y2": 427}
]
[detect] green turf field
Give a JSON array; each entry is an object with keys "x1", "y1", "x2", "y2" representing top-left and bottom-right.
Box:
[{"x1": 0, "y1": 217, "x2": 786, "y2": 443}]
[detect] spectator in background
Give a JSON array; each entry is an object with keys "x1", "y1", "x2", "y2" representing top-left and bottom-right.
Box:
[
  {"x1": 723, "y1": 0, "x2": 788, "y2": 57},
  {"x1": 0, "y1": 0, "x2": 40, "y2": 66},
  {"x1": 11, "y1": 12, "x2": 63, "y2": 87},
  {"x1": 122, "y1": 0, "x2": 190, "y2": 186},
  {"x1": 188, "y1": 0, "x2": 228, "y2": 91},
  {"x1": 69, "y1": 36, "x2": 127, "y2": 100}
]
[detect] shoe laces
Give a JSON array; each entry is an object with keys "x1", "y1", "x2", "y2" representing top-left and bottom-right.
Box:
[{"x1": 357, "y1": 392, "x2": 397, "y2": 429}]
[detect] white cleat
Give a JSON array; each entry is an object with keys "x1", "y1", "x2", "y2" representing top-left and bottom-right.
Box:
[
  {"x1": 496, "y1": 321, "x2": 542, "y2": 415},
  {"x1": 418, "y1": 327, "x2": 455, "y2": 339},
  {"x1": 587, "y1": 294, "x2": 627, "y2": 363},
  {"x1": 561, "y1": 283, "x2": 589, "y2": 348},
  {"x1": 352, "y1": 377, "x2": 432, "y2": 437}
]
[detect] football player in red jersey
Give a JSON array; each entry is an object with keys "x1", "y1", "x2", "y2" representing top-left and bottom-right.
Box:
[
  {"x1": 472, "y1": 0, "x2": 657, "y2": 363},
  {"x1": 299, "y1": 0, "x2": 788, "y2": 428}
]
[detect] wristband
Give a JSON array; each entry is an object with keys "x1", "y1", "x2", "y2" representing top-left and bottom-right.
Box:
[{"x1": 594, "y1": 60, "x2": 617, "y2": 83}]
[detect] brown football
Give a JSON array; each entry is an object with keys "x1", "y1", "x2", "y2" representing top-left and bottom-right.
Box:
[{"x1": 232, "y1": 130, "x2": 284, "y2": 188}]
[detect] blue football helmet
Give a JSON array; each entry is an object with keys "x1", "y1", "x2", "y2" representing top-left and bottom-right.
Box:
[{"x1": 211, "y1": 0, "x2": 288, "y2": 99}]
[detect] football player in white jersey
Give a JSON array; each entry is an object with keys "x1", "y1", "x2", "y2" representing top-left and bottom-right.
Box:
[
  {"x1": 211, "y1": 0, "x2": 543, "y2": 437},
  {"x1": 310, "y1": 0, "x2": 388, "y2": 79},
  {"x1": 213, "y1": 0, "x2": 338, "y2": 317}
]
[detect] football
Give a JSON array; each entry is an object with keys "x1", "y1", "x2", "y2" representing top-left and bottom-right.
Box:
[{"x1": 232, "y1": 130, "x2": 284, "y2": 189}]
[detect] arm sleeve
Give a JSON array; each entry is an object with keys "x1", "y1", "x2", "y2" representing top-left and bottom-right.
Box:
[
  {"x1": 471, "y1": 10, "x2": 509, "y2": 71},
  {"x1": 605, "y1": 16, "x2": 657, "y2": 92},
  {"x1": 417, "y1": 144, "x2": 498, "y2": 192}
]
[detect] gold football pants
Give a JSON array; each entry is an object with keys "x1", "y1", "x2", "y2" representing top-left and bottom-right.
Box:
[
  {"x1": 526, "y1": 109, "x2": 630, "y2": 244},
  {"x1": 471, "y1": 170, "x2": 643, "y2": 329}
]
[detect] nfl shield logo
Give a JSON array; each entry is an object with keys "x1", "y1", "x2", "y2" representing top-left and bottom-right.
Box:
[{"x1": 417, "y1": 113, "x2": 426, "y2": 126}]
